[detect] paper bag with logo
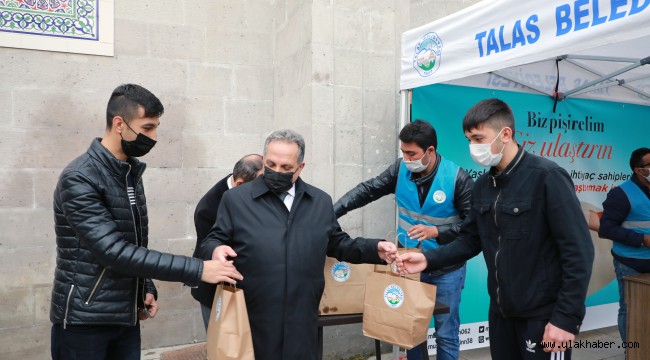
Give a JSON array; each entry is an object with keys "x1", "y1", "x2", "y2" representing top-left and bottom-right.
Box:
[
  {"x1": 319, "y1": 257, "x2": 374, "y2": 315},
  {"x1": 207, "y1": 284, "x2": 255, "y2": 360},
  {"x1": 374, "y1": 248, "x2": 422, "y2": 281},
  {"x1": 362, "y1": 271, "x2": 436, "y2": 349}
]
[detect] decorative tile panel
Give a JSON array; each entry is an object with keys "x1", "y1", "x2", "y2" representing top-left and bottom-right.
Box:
[{"x1": 0, "y1": 0, "x2": 112, "y2": 56}]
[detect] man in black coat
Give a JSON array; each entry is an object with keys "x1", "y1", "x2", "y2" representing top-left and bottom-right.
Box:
[
  {"x1": 192, "y1": 153, "x2": 263, "y2": 330},
  {"x1": 50, "y1": 84, "x2": 242, "y2": 360},
  {"x1": 199, "y1": 129, "x2": 398, "y2": 360},
  {"x1": 397, "y1": 99, "x2": 593, "y2": 360}
]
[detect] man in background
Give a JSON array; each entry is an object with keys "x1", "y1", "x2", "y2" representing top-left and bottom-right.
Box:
[
  {"x1": 192, "y1": 154, "x2": 263, "y2": 330},
  {"x1": 599, "y1": 147, "x2": 650, "y2": 343}
]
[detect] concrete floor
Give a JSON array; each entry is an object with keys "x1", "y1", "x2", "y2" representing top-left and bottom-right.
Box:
[{"x1": 142, "y1": 325, "x2": 625, "y2": 360}]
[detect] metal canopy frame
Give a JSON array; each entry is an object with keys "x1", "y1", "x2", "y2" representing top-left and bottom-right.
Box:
[{"x1": 487, "y1": 54, "x2": 650, "y2": 101}]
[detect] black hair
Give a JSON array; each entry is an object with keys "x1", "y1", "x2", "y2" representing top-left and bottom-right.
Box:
[
  {"x1": 105, "y1": 84, "x2": 164, "y2": 129},
  {"x1": 462, "y1": 98, "x2": 515, "y2": 137},
  {"x1": 233, "y1": 154, "x2": 263, "y2": 183},
  {"x1": 630, "y1": 147, "x2": 650, "y2": 171},
  {"x1": 399, "y1": 119, "x2": 438, "y2": 151}
]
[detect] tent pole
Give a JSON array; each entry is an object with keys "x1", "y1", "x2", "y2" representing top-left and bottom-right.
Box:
[
  {"x1": 394, "y1": 89, "x2": 411, "y2": 360},
  {"x1": 564, "y1": 54, "x2": 639, "y2": 63},
  {"x1": 399, "y1": 89, "x2": 411, "y2": 136}
]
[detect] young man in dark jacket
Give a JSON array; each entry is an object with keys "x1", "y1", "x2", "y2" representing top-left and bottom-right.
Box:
[
  {"x1": 334, "y1": 120, "x2": 473, "y2": 360},
  {"x1": 397, "y1": 99, "x2": 594, "y2": 359},
  {"x1": 50, "y1": 84, "x2": 242, "y2": 360}
]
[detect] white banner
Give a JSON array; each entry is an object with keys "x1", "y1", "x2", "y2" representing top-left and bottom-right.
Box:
[{"x1": 401, "y1": 0, "x2": 650, "y2": 90}]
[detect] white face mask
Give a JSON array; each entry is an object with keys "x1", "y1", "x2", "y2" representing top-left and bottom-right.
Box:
[
  {"x1": 640, "y1": 168, "x2": 650, "y2": 182},
  {"x1": 404, "y1": 149, "x2": 431, "y2": 173},
  {"x1": 469, "y1": 128, "x2": 506, "y2": 167}
]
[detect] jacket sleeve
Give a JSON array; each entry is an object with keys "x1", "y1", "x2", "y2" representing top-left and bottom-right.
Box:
[
  {"x1": 145, "y1": 279, "x2": 158, "y2": 300},
  {"x1": 544, "y1": 168, "x2": 594, "y2": 335},
  {"x1": 436, "y1": 168, "x2": 474, "y2": 245},
  {"x1": 326, "y1": 204, "x2": 384, "y2": 264},
  {"x1": 59, "y1": 170, "x2": 203, "y2": 287},
  {"x1": 193, "y1": 197, "x2": 217, "y2": 249},
  {"x1": 599, "y1": 186, "x2": 644, "y2": 247},
  {"x1": 424, "y1": 205, "x2": 483, "y2": 271},
  {"x1": 198, "y1": 192, "x2": 233, "y2": 260},
  {"x1": 193, "y1": 189, "x2": 222, "y2": 259},
  {"x1": 333, "y1": 159, "x2": 400, "y2": 218}
]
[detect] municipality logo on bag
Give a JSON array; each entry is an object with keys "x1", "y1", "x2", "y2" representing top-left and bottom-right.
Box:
[
  {"x1": 383, "y1": 284, "x2": 404, "y2": 308},
  {"x1": 413, "y1": 32, "x2": 442, "y2": 77},
  {"x1": 214, "y1": 295, "x2": 223, "y2": 321},
  {"x1": 331, "y1": 261, "x2": 351, "y2": 282}
]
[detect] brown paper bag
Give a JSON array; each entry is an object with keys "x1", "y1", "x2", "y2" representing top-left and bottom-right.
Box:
[
  {"x1": 207, "y1": 284, "x2": 255, "y2": 360},
  {"x1": 362, "y1": 271, "x2": 436, "y2": 349},
  {"x1": 319, "y1": 257, "x2": 374, "y2": 315},
  {"x1": 374, "y1": 248, "x2": 422, "y2": 281}
]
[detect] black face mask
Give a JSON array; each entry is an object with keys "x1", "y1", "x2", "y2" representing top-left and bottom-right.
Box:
[
  {"x1": 120, "y1": 122, "x2": 157, "y2": 157},
  {"x1": 262, "y1": 166, "x2": 294, "y2": 193}
]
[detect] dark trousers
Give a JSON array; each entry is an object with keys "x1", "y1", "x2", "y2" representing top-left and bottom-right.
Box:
[
  {"x1": 51, "y1": 323, "x2": 141, "y2": 360},
  {"x1": 489, "y1": 310, "x2": 572, "y2": 360}
]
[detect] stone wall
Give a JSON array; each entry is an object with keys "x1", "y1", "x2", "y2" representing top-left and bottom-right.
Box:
[{"x1": 0, "y1": 1, "x2": 478, "y2": 359}]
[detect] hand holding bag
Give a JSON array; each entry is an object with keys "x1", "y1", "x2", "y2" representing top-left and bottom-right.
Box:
[{"x1": 362, "y1": 233, "x2": 437, "y2": 349}]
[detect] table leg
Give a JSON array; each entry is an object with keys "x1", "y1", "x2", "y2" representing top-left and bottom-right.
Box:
[
  {"x1": 375, "y1": 339, "x2": 381, "y2": 360},
  {"x1": 318, "y1": 326, "x2": 323, "y2": 360}
]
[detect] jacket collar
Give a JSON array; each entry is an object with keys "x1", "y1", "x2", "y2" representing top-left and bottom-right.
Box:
[
  {"x1": 632, "y1": 172, "x2": 650, "y2": 197},
  {"x1": 489, "y1": 144, "x2": 526, "y2": 187},
  {"x1": 251, "y1": 175, "x2": 313, "y2": 199},
  {"x1": 87, "y1": 138, "x2": 146, "y2": 181}
]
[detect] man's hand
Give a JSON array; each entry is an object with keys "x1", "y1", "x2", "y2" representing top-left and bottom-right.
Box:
[
  {"x1": 643, "y1": 234, "x2": 650, "y2": 248},
  {"x1": 378, "y1": 241, "x2": 397, "y2": 263},
  {"x1": 407, "y1": 224, "x2": 438, "y2": 241},
  {"x1": 201, "y1": 259, "x2": 243, "y2": 285},
  {"x1": 138, "y1": 293, "x2": 158, "y2": 321},
  {"x1": 542, "y1": 323, "x2": 575, "y2": 352},
  {"x1": 212, "y1": 245, "x2": 237, "y2": 262},
  {"x1": 396, "y1": 252, "x2": 428, "y2": 274}
]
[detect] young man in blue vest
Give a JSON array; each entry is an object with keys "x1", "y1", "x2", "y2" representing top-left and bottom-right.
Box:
[
  {"x1": 334, "y1": 120, "x2": 473, "y2": 360},
  {"x1": 599, "y1": 147, "x2": 650, "y2": 344},
  {"x1": 397, "y1": 99, "x2": 594, "y2": 359}
]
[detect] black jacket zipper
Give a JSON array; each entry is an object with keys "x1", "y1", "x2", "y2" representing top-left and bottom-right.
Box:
[{"x1": 63, "y1": 284, "x2": 75, "y2": 329}]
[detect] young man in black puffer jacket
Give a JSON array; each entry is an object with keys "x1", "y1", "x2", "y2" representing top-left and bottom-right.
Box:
[
  {"x1": 398, "y1": 98, "x2": 594, "y2": 360},
  {"x1": 50, "y1": 84, "x2": 242, "y2": 360}
]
